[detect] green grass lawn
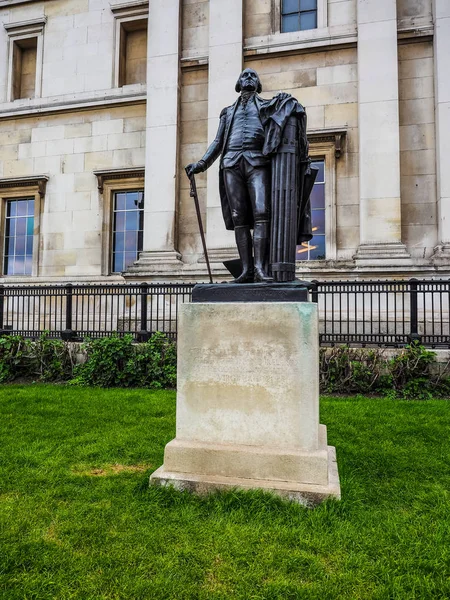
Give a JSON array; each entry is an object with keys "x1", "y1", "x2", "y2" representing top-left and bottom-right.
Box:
[{"x1": 1, "y1": 386, "x2": 450, "y2": 600}]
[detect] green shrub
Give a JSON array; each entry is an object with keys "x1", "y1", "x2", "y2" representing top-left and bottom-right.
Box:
[
  {"x1": 320, "y1": 346, "x2": 392, "y2": 395},
  {"x1": 27, "y1": 333, "x2": 74, "y2": 382},
  {"x1": 0, "y1": 333, "x2": 73, "y2": 383},
  {"x1": 71, "y1": 332, "x2": 176, "y2": 389},
  {"x1": 0, "y1": 331, "x2": 448, "y2": 397},
  {"x1": 320, "y1": 342, "x2": 450, "y2": 399},
  {"x1": 0, "y1": 335, "x2": 29, "y2": 382},
  {"x1": 388, "y1": 342, "x2": 434, "y2": 399}
]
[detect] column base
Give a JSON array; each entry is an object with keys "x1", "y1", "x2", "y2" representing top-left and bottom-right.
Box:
[
  {"x1": 199, "y1": 246, "x2": 238, "y2": 264},
  {"x1": 124, "y1": 250, "x2": 182, "y2": 276},
  {"x1": 354, "y1": 242, "x2": 411, "y2": 268},
  {"x1": 431, "y1": 244, "x2": 450, "y2": 267},
  {"x1": 150, "y1": 446, "x2": 340, "y2": 507}
]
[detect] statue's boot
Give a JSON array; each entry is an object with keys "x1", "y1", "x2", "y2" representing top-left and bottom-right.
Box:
[
  {"x1": 253, "y1": 220, "x2": 273, "y2": 283},
  {"x1": 233, "y1": 225, "x2": 254, "y2": 283}
]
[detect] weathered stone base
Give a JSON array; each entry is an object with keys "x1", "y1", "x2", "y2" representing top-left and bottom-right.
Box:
[
  {"x1": 150, "y1": 301, "x2": 341, "y2": 506},
  {"x1": 150, "y1": 446, "x2": 340, "y2": 507}
]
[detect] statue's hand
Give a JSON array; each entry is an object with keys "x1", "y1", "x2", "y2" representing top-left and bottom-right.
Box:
[
  {"x1": 185, "y1": 161, "x2": 205, "y2": 178},
  {"x1": 276, "y1": 92, "x2": 291, "y2": 101}
]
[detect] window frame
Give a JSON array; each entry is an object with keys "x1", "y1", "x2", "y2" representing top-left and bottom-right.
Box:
[
  {"x1": 94, "y1": 169, "x2": 145, "y2": 275},
  {"x1": 0, "y1": 177, "x2": 47, "y2": 278},
  {"x1": 111, "y1": 189, "x2": 144, "y2": 274},
  {"x1": 281, "y1": 0, "x2": 318, "y2": 34},
  {"x1": 272, "y1": 0, "x2": 327, "y2": 36},
  {"x1": 296, "y1": 142, "x2": 337, "y2": 263},
  {"x1": 4, "y1": 18, "x2": 46, "y2": 103},
  {"x1": 3, "y1": 197, "x2": 35, "y2": 276},
  {"x1": 111, "y1": 2, "x2": 149, "y2": 89}
]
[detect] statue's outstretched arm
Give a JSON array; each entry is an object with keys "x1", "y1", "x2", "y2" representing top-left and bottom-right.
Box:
[{"x1": 186, "y1": 108, "x2": 227, "y2": 177}]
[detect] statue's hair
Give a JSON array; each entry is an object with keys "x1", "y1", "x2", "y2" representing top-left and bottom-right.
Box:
[{"x1": 235, "y1": 69, "x2": 262, "y2": 94}]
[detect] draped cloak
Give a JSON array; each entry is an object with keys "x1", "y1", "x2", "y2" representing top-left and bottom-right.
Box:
[{"x1": 200, "y1": 93, "x2": 313, "y2": 244}]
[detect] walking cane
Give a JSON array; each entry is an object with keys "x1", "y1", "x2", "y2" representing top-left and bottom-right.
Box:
[{"x1": 185, "y1": 168, "x2": 213, "y2": 284}]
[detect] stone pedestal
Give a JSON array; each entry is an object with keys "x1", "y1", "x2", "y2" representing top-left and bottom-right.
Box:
[{"x1": 150, "y1": 301, "x2": 340, "y2": 506}]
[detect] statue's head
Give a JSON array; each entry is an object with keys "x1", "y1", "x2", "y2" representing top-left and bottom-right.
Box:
[{"x1": 235, "y1": 68, "x2": 262, "y2": 94}]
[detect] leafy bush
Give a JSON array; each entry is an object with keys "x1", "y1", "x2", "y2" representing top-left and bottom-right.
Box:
[
  {"x1": 27, "y1": 333, "x2": 74, "y2": 382},
  {"x1": 320, "y1": 346, "x2": 392, "y2": 395},
  {"x1": 71, "y1": 332, "x2": 176, "y2": 389},
  {"x1": 0, "y1": 333, "x2": 73, "y2": 383},
  {"x1": 320, "y1": 342, "x2": 450, "y2": 399},
  {"x1": 0, "y1": 331, "x2": 448, "y2": 398},
  {"x1": 0, "y1": 335, "x2": 29, "y2": 382}
]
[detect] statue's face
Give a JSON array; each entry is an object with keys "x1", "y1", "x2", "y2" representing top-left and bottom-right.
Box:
[{"x1": 239, "y1": 69, "x2": 259, "y2": 92}]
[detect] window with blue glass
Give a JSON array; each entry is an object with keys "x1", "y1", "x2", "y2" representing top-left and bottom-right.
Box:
[
  {"x1": 112, "y1": 190, "x2": 144, "y2": 273},
  {"x1": 297, "y1": 160, "x2": 325, "y2": 260},
  {"x1": 4, "y1": 198, "x2": 34, "y2": 275},
  {"x1": 281, "y1": 0, "x2": 317, "y2": 33}
]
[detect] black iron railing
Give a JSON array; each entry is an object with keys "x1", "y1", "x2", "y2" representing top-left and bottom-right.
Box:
[
  {"x1": 312, "y1": 279, "x2": 450, "y2": 347},
  {"x1": 0, "y1": 279, "x2": 448, "y2": 347},
  {"x1": 0, "y1": 283, "x2": 193, "y2": 342}
]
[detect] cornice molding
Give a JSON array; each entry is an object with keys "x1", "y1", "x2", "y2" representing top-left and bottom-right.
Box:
[
  {"x1": 0, "y1": 175, "x2": 49, "y2": 197},
  {"x1": 4, "y1": 17, "x2": 47, "y2": 33},
  {"x1": 307, "y1": 129, "x2": 347, "y2": 159},
  {"x1": 0, "y1": 0, "x2": 50, "y2": 6},
  {"x1": 93, "y1": 167, "x2": 145, "y2": 193},
  {"x1": 110, "y1": 0, "x2": 148, "y2": 17}
]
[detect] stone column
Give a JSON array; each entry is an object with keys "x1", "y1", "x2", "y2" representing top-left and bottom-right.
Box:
[
  {"x1": 355, "y1": 0, "x2": 410, "y2": 266},
  {"x1": 205, "y1": 0, "x2": 243, "y2": 261},
  {"x1": 432, "y1": 0, "x2": 450, "y2": 264},
  {"x1": 131, "y1": 0, "x2": 182, "y2": 274}
]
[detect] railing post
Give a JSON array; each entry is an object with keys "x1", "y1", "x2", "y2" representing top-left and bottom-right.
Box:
[
  {"x1": 311, "y1": 280, "x2": 319, "y2": 303},
  {"x1": 62, "y1": 284, "x2": 75, "y2": 341},
  {"x1": 408, "y1": 278, "x2": 421, "y2": 345},
  {"x1": 138, "y1": 282, "x2": 150, "y2": 342},
  {"x1": 0, "y1": 285, "x2": 4, "y2": 334}
]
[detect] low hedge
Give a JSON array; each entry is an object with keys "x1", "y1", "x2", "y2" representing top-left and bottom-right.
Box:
[
  {"x1": 0, "y1": 332, "x2": 176, "y2": 389},
  {"x1": 0, "y1": 333, "x2": 448, "y2": 398},
  {"x1": 320, "y1": 343, "x2": 450, "y2": 399}
]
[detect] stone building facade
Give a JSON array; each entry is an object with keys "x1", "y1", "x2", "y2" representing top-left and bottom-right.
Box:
[{"x1": 0, "y1": 0, "x2": 449, "y2": 283}]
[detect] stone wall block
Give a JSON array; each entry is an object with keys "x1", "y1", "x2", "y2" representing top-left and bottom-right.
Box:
[
  {"x1": 45, "y1": 0, "x2": 89, "y2": 17},
  {"x1": 399, "y1": 123, "x2": 435, "y2": 152},
  {"x1": 317, "y1": 64, "x2": 357, "y2": 86},
  {"x1": 46, "y1": 139, "x2": 74, "y2": 156},
  {"x1": 328, "y1": 0, "x2": 356, "y2": 26},
  {"x1": 84, "y1": 151, "x2": 114, "y2": 171},
  {"x1": 399, "y1": 77, "x2": 434, "y2": 101},
  {"x1": 324, "y1": 103, "x2": 358, "y2": 127},
  {"x1": 64, "y1": 123, "x2": 92, "y2": 138},
  {"x1": 92, "y1": 119, "x2": 124, "y2": 136},
  {"x1": 62, "y1": 154, "x2": 85, "y2": 174},
  {"x1": 106, "y1": 132, "x2": 142, "y2": 151},
  {"x1": 399, "y1": 98, "x2": 435, "y2": 126},
  {"x1": 400, "y1": 149, "x2": 436, "y2": 176},
  {"x1": 33, "y1": 156, "x2": 62, "y2": 174},
  {"x1": 31, "y1": 126, "x2": 65, "y2": 143}
]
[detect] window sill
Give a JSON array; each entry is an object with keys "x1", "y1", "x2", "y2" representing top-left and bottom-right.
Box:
[{"x1": 244, "y1": 24, "x2": 357, "y2": 56}]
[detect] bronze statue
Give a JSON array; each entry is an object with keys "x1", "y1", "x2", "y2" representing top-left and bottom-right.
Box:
[{"x1": 186, "y1": 68, "x2": 315, "y2": 284}]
